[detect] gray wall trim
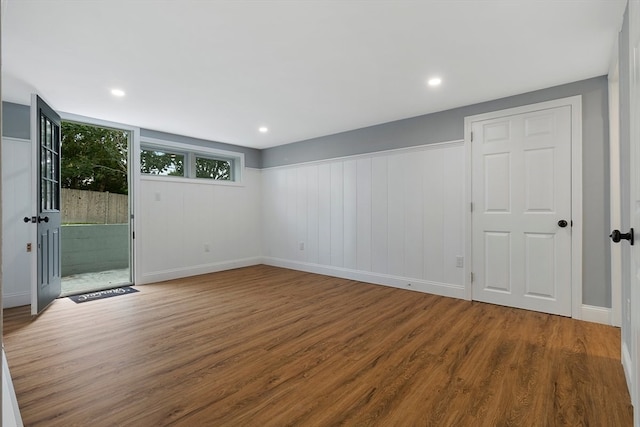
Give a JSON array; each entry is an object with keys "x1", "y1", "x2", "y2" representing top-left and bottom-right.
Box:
[
  {"x1": 140, "y1": 128, "x2": 261, "y2": 169},
  {"x1": 2, "y1": 101, "x2": 30, "y2": 139},
  {"x1": 262, "y1": 76, "x2": 608, "y2": 168}
]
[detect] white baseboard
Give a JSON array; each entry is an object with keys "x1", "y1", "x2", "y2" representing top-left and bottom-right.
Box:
[
  {"x1": 3, "y1": 350, "x2": 24, "y2": 427},
  {"x1": 580, "y1": 304, "x2": 612, "y2": 325},
  {"x1": 262, "y1": 257, "x2": 467, "y2": 300},
  {"x1": 137, "y1": 257, "x2": 262, "y2": 285},
  {"x1": 3, "y1": 292, "x2": 30, "y2": 309},
  {"x1": 623, "y1": 341, "x2": 634, "y2": 403}
]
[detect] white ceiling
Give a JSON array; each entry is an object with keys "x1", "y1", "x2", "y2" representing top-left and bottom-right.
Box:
[{"x1": 2, "y1": 0, "x2": 627, "y2": 149}]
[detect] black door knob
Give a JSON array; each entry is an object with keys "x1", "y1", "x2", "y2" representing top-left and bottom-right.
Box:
[
  {"x1": 37, "y1": 216, "x2": 49, "y2": 223},
  {"x1": 610, "y1": 228, "x2": 634, "y2": 246},
  {"x1": 558, "y1": 220, "x2": 568, "y2": 228},
  {"x1": 23, "y1": 217, "x2": 31, "y2": 223}
]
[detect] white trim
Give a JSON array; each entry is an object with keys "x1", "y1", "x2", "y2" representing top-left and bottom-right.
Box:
[
  {"x1": 29, "y1": 94, "x2": 39, "y2": 315},
  {"x1": 261, "y1": 139, "x2": 465, "y2": 171},
  {"x1": 262, "y1": 257, "x2": 467, "y2": 300},
  {"x1": 137, "y1": 257, "x2": 262, "y2": 285},
  {"x1": 2, "y1": 293, "x2": 30, "y2": 309},
  {"x1": 609, "y1": 53, "x2": 623, "y2": 327},
  {"x1": 59, "y1": 112, "x2": 141, "y2": 288},
  {"x1": 463, "y1": 95, "x2": 583, "y2": 319},
  {"x1": 139, "y1": 174, "x2": 245, "y2": 188},
  {"x1": 580, "y1": 304, "x2": 612, "y2": 325}
]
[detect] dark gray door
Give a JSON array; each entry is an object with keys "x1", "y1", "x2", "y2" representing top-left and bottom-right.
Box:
[{"x1": 33, "y1": 95, "x2": 62, "y2": 314}]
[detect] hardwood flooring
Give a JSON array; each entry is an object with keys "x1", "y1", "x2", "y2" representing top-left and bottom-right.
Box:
[{"x1": 3, "y1": 265, "x2": 632, "y2": 426}]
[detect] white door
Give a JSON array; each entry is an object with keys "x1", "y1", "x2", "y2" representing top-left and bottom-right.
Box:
[
  {"x1": 629, "y1": 28, "x2": 640, "y2": 424},
  {"x1": 471, "y1": 105, "x2": 572, "y2": 316}
]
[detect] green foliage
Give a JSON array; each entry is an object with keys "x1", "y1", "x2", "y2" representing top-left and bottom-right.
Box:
[
  {"x1": 140, "y1": 150, "x2": 184, "y2": 176},
  {"x1": 196, "y1": 157, "x2": 231, "y2": 180},
  {"x1": 61, "y1": 122, "x2": 129, "y2": 194}
]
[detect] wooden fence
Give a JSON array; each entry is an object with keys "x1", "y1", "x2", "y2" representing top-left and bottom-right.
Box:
[{"x1": 61, "y1": 189, "x2": 128, "y2": 224}]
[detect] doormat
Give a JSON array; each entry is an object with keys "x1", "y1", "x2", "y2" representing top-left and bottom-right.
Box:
[{"x1": 68, "y1": 286, "x2": 139, "y2": 303}]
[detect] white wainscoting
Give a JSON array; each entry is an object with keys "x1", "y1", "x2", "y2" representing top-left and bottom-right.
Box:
[
  {"x1": 137, "y1": 168, "x2": 263, "y2": 284},
  {"x1": 2, "y1": 138, "x2": 32, "y2": 308},
  {"x1": 262, "y1": 142, "x2": 467, "y2": 299}
]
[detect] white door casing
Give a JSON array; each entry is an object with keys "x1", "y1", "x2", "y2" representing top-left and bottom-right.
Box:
[{"x1": 464, "y1": 96, "x2": 583, "y2": 318}]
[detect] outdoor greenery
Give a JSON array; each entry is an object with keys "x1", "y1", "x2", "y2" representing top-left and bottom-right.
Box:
[
  {"x1": 196, "y1": 157, "x2": 231, "y2": 180},
  {"x1": 140, "y1": 150, "x2": 184, "y2": 176},
  {"x1": 140, "y1": 150, "x2": 231, "y2": 180},
  {"x1": 61, "y1": 122, "x2": 129, "y2": 194},
  {"x1": 62, "y1": 122, "x2": 233, "y2": 193}
]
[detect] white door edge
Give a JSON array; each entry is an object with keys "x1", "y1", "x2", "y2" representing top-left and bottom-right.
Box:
[
  {"x1": 29, "y1": 94, "x2": 40, "y2": 315},
  {"x1": 610, "y1": 61, "x2": 623, "y2": 327},
  {"x1": 463, "y1": 95, "x2": 584, "y2": 319}
]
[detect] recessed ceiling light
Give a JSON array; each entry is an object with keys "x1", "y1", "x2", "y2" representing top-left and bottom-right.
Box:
[
  {"x1": 111, "y1": 88, "x2": 126, "y2": 97},
  {"x1": 259, "y1": 126, "x2": 269, "y2": 133},
  {"x1": 427, "y1": 77, "x2": 442, "y2": 87}
]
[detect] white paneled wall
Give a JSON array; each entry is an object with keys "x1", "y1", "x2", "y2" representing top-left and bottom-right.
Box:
[
  {"x1": 137, "y1": 168, "x2": 262, "y2": 284},
  {"x1": 262, "y1": 142, "x2": 466, "y2": 298}
]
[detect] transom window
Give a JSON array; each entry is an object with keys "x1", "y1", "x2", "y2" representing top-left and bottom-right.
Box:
[{"x1": 140, "y1": 140, "x2": 243, "y2": 183}]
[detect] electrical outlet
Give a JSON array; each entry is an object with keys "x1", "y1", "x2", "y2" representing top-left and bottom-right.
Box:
[
  {"x1": 299, "y1": 242, "x2": 305, "y2": 251},
  {"x1": 456, "y1": 256, "x2": 464, "y2": 268},
  {"x1": 204, "y1": 243, "x2": 210, "y2": 253}
]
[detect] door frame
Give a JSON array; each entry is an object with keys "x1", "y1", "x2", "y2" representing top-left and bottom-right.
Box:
[
  {"x1": 463, "y1": 96, "x2": 583, "y2": 319},
  {"x1": 58, "y1": 112, "x2": 141, "y2": 287}
]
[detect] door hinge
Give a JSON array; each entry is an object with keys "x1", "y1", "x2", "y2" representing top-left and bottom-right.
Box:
[
  {"x1": 132, "y1": 231, "x2": 135, "y2": 239},
  {"x1": 470, "y1": 131, "x2": 474, "y2": 142},
  {"x1": 471, "y1": 272, "x2": 474, "y2": 283},
  {"x1": 470, "y1": 202, "x2": 474, "y2": 212}
]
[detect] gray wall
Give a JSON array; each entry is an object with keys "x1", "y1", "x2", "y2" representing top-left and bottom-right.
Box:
[
  {"x1": 2, "y1": 102, "x2": 30, "y2": 139},
  {"x1": 61, "y1": 224, "x2": 129, "y2": 276},
  {"x1": 263, "y1": 76, "x2": 611, "y2": 308}
]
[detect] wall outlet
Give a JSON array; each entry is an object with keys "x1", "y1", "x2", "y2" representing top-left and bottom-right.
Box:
[
  {"x1": 204, "y1": 243, "x2": 211, "y2": 253},
  {"x1": 456, "y1": 256, "x2": 464, "y2": 268},
  {"x1": 299, "y1": 242, "x2": 305, "y2": 251},
  {"x1": 154, "y1": 192, "x2": 161, "y2": 202}
]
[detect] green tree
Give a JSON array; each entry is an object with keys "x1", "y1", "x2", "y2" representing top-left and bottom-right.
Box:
[
  {"x1": 61, "y1": 122, "x2": 129, "y2": 194},
  {"x1": 140, "y1": 150, "x2": 184, "y2": 176},
  {"x1": 196, "y1": 157, "x2": 230, "y2": 180}
]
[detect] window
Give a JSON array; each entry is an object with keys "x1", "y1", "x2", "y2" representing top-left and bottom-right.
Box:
[
  {"x1": 140, "y1": 149, "x2": 185, "y2": 176},
  {"x1": 140, "y1": 140, "x2": 243, "y2": 183}
]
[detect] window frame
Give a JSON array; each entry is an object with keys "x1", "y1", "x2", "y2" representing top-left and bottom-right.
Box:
[{"x1": 139, "y1": 137, "x2": 244, "y2": 185}]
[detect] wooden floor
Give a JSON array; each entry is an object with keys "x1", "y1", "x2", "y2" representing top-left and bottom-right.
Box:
[{"x1": 3, "y1": 265, "x2": 632, "y2": 426}]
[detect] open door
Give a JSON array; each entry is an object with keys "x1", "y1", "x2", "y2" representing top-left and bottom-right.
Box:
[{"x1": 30, "y1": 94, "x2": 62, "y2": 315}]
